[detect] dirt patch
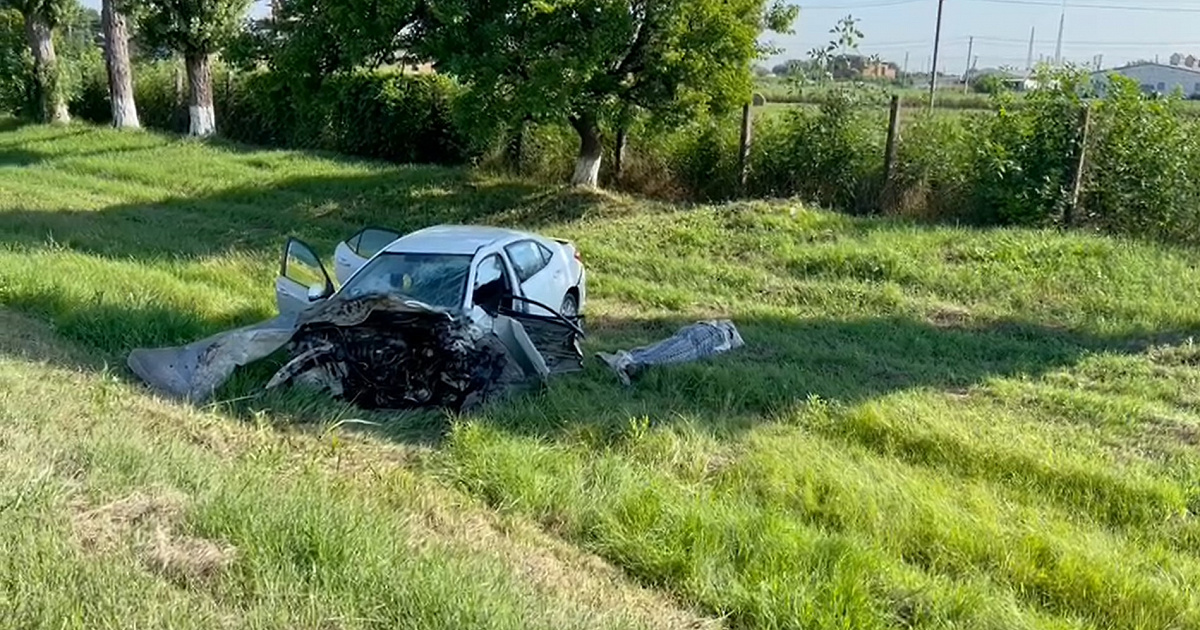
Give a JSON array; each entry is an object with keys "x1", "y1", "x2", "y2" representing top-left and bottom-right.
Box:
[
  {"x1": 72, "y1": 489, "x2": 236, "y2": 586},
  {"x1": 404, "y1": 488, "x2": 722, "y2": 630},
  {"x1": 926, "y1": 304, "x2": 972, "y2": 328}
]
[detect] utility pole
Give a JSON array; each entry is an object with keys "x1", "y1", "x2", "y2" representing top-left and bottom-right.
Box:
[
  {"x1": 963, "y1": 36, "x2": 974, "y2": 93},
  {"x1": 1026, "y1": 26, "x2": 1035, "y2": 70},
  {"x1": 929, "y1": 0, "x2": 946, "y2": 108},
  {"x1": 1096, "y1": 53, "x2": 1103, "y2": 70},
  {"x1": 1054, "y1": 0, "x2": 1066, "y2": 65}
]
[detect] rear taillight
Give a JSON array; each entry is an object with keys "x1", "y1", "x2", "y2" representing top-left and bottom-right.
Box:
[{"x1": 574, "y1": 249, "x2": 583, "y2": 263}]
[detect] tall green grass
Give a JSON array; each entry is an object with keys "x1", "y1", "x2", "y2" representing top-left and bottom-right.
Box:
[{"x1": 2, "y1": 122, "x2": 1200, "y2": 628}]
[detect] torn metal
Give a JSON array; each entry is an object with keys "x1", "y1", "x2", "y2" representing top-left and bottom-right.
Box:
[
  {"x1": 127, "y1": 314, "x2": 299, "y2": 403},
  {"x1": 127, "y1": 295, "x2": 583, "y2": 410},
  {"x1": 596, "y1": 320, "x2": 745, "y2": 386}
]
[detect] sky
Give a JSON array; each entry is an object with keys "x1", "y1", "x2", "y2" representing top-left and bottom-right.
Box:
[
  {"x1": 81, "y1": 0, "x2": 1200, "y2": 75},
  {"x1": 762, "y1": 0, "x2": 1200, "y2": 74}
]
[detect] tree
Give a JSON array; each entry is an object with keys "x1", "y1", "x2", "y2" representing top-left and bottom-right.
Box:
[
  {"x1": 102, "y1": 0, "x2": 138, "y2": 128},
  {"x1": 423, "y1": 0, "x2": 797, "y2": 188},
  {"x1": 261, "y1": 0, "x2": 419, "y2": 80},
  {"x1": 1, "y1": 0, "x2": 72, "y2": 123},
  {"x1": 809, "y1": 14, "x2": 863, "y2": 81},
  {"x1": 134, "y1": 0, "x2": 252, "y2": 136}
]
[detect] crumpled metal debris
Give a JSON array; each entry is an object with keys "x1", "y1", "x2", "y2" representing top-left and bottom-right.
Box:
[
  {"x1": 127, "y1": 314, "x2": 299, "y2": 403},
  {"x1": 596, "y1": 320, "x2": 744, "y2": 386},
  {"x1": 265, "y1": 295, "x2": 526, "y2": 410},
  {"x1": 127, "y1": 294, "x2": 583, "y2": 410}
]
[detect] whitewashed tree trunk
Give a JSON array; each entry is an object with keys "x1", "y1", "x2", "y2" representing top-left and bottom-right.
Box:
[
  {"x1": 24, "y1": 14, "x2": 69, "y2": 124},
  {"x1": 102, "y1": 0, "x2": 140, "y2": 129},
  {"x1": 185, "y1": 52, "x2": 216, "y2": 137},
  {"x1": 569, "y1": 114, "x2": 602, "y2": 188}
]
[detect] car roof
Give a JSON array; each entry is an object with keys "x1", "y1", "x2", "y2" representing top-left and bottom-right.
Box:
[{"x1": 382, "y1": 225, "x2": 534, "y2": 255}]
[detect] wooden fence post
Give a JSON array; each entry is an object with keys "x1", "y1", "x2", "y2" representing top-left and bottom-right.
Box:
[
  {"x1": 880, "y1": 95, "x2": 902, "y2": 212},
  {"x1": 884, "y1": 95, "x2": 901, "y2": 182},
  {"x1": 1066, "y1": 104, "x2": 1092, "y2": 227},
  {"x1": 738, "y1": 103, "x2": 753, "y2": 191}
]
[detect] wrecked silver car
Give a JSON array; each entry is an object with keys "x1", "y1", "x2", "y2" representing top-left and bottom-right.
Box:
[{"x1": 128, "y1": 226, "x2": 587, "y2": 410}]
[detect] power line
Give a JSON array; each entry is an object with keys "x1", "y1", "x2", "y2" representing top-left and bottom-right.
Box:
[
  {"x1": 802, "y1": 0, "x2": 925, "y2": 9},
  {"x1": 969, "y1": 0, "x2": 1200, "y2": 13}
]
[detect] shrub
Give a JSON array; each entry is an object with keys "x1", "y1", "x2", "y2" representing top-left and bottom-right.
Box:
[
  {"x1": 889, "y1": 111, "x2": 978, "y2": 221},
  {"x1": 1083, "y1": 75, "x2": 1200, "y2": 242},
  {"x1": 216, "y1": 70, "x2": 470, "y2": 165},
  {"x1": 0, "y1": 9, "x2": 33, "y2": 118},
  {"x1": 970, "y1": 69, "x2": 1089, "y2": 226},
  {"x1": 750, "y1": 88, "x2": 885, "y2": 212}
]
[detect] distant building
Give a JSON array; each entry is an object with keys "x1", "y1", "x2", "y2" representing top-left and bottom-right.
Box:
[
  {"x1": 1091, "y1": 62, "x2": 1200, "y2": 97},
  {"x1": 861, "y1": 63, "x2": 897, "y2": 80}
]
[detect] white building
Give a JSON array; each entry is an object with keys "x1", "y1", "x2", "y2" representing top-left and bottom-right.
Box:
[{"x1": 1091, "y1": 62, "x2": 1200, "y2": 97}]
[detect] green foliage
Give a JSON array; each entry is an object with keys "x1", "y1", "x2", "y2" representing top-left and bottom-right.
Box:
[
  {"x1": 970, "y1": 67, "x2": 1089, "y2": 226},
  {"x1": 132, "y1": 0, "x2": 252, "y2": 55},
  {"x1": 1083, "y1": 74, "x2": 1200, "y2": 241},
  {"x1": 258, "y1": 0, "x2": 419, "y2": 79},
  {"x1": 751, "y1": 88, "x2": 885, "y2": 209},
  {"x1": 0, "y1": 8, "x2": 32, "y2": 115},
  {"x1": 972, "y1": 73, "x2": 1008, "y2": 95},
  {"x1": 424, "y1": 0, "x2": 797, "y2": 156},
  {"x1": 220, "y1": 70, "x2": 469, "y2": 164}
]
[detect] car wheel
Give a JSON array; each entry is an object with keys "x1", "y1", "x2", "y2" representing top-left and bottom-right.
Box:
[{"x1": 560, "y1": 292, "x2": 580, "y2": 319}]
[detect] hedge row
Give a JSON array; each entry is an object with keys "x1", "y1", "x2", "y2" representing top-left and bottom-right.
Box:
[{"x1": 74, "y1": 61, "x2": 471, "y2": 165}]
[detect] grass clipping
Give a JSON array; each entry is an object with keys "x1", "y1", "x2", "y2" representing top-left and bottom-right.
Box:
[{"x1": 73, "y1": 490, "x2": 236, "y2": 585}]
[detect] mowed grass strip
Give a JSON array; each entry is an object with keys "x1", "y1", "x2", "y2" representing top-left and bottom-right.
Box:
[{"x1": 2, "y1": 121, "x2": 1200, "y2": 628}]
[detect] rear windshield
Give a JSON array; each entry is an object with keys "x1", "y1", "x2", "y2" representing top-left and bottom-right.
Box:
[{"x1": 340, "y1": 253, "x2": 473, "y2": 309}]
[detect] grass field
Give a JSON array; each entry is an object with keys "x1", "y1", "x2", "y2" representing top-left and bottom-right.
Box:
[{"x1": 2, "y1": 120, "x2": 1200, "y2": 629}]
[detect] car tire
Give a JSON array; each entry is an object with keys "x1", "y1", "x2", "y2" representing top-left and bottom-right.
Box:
[{"x1": 560, "y1": 292, "x2": 580, "y2": 320}]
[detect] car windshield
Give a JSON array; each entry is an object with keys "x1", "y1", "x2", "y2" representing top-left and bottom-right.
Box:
[{"x1": 339, "y1": 253, "x2": 473, "y2": 309}]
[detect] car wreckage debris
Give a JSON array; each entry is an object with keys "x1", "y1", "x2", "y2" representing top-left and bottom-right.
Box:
[
  {"x1": 128, "y1": 295, "x2": 584, "y2": 410},
  {"x1": 596, "y1": 320, "x2": 744, "y2": 386},
  {"x1": 265, "y1": 296, "x2": 522, "y2": 410}
]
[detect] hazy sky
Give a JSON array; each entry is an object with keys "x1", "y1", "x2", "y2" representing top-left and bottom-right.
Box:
[
  {"x1": 764, "y1": 0, "x2": 1200, "y2": 74},
  {"x1": 82, "y1": 0, "x2": 1198, "y2": 75}
]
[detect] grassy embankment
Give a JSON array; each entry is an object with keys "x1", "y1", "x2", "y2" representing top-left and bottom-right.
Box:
[{"x1": 2, "y1": 121, "x2": 1199, "y2": 628}]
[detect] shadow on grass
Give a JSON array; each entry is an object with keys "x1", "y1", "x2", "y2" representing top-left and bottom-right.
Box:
[
  {"x1": 146, "y1": 311, "x2": 1195, "y2": 447},
  {"x1": 0, "y1": 168, "x2": 608, "y2": 263},
  {"x1": 473, "y1": 313, "x2": 1165, "y2": 439}
]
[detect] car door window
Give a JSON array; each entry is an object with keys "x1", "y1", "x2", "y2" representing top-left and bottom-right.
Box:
[
  {"x1": 281, "y1": 238, "x2": 332, "y2": 294},
  {"x1": 473, "y1": 254, "x2": 512, "y2": 314},
  {"x1": 505, "y1": 241, "x2": 550, "y2": 283},
  {"x1": 347, "y1": 227, "x2": 401, "y2": 259}
]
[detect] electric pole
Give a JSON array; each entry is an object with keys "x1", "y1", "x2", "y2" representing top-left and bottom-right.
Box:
[
  {"x1": 963, "y1": 36, "x2": 974, "y2": 93},
  {"x1": 929, "y1": 0, "x2": 945, "y2": 108},
  {"x1": 1054, "y1": 0, "x2": 1065, "y2": 65},
  {"x1": 1026, "y1": 26, "x2": 1035, "y2": 70},
  {"x1": 903, "y1": 51, "x2": 910, "y2": 84}
]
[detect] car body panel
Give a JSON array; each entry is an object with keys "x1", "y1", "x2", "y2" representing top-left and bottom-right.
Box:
[{"x1": 274, "y1": 225, "x2": 587, "y2": 321}]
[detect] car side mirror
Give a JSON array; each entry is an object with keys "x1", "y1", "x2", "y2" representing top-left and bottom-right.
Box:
[{"x1": 307, "y1": 283, "x2": 330, "y2": 302}]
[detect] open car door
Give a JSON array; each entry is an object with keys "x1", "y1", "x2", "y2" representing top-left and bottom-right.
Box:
[
  {"x1": 333, "y1": 227, "x2": 402, "y2": 285},
  {"x1": 276, "y1": 238, "x2": 335, "y2": 316}
]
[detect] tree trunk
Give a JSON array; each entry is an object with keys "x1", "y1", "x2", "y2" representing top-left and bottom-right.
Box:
[
  {"x1": 102, "y1": 0, "x2": 139, "y2": 129},
  {"x1": 185, "y1": 52, "x2": 216, "y2": 137},
  {"x1": 569, "y1": 114, "x2": 602, "y2": 188},
  {"x1": 24, "y1": 13, "x2": 69, "y2": 124}
]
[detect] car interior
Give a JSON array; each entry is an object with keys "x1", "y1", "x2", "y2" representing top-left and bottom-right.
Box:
[{"x1": 473, "y1": 254, "x2": 513, "y2": 315}]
